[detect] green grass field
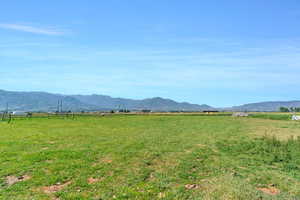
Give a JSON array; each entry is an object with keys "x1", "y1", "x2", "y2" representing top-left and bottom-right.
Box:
[{"x1": 1, "y1": 115, "x2": 300, "y2": 199}]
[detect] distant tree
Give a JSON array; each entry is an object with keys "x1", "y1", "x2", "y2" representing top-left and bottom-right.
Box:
[
  {"x1": 295, "y1": 107, "x2": 300, "y2": 112},
  {"x1": 279, "y1": 107, "x2": 289, "y2": 112},
  {"x1": 119, "y1": 109, "x2": 130, "y2": 113}
]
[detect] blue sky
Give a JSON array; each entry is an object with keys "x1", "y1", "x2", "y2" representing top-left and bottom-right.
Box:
[{"x1": 1, "y1": 0, "x2": 300, "y2": 107}]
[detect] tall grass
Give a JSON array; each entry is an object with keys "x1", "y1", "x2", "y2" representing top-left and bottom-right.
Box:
[{"x1": 217, "y1": 135, "x2": 300, "y2": 174}]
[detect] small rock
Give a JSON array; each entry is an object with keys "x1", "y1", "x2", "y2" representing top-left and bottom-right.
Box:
[{"x1": 185, "y1": 184, "x2": 199, "y2": 190}]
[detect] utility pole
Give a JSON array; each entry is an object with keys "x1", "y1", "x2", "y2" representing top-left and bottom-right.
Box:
[{"x1": 57, "y1": 100, "x2": 60, "y2": 113}]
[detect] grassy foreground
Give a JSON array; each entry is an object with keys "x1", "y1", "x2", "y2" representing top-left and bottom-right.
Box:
[{"x1": 1, "y1": 115, "x2": 300, "y2": 199}]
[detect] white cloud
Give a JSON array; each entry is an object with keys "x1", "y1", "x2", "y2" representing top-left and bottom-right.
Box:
[{"x1": 0, "y1": 23, "x2": 65, "y2": 35}]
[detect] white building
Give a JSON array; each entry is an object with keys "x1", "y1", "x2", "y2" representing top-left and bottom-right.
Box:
[
  {"x1": 12, "y1": 111, "x2": 27, "y2": 116},
  {"x1": 292, "y1": 115, "x2": 300, "y2": 121}
]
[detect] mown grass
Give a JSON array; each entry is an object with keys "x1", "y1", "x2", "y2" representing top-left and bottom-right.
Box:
[{"x1": 1, "y1": 115, "x2": 300, "y2": 199}]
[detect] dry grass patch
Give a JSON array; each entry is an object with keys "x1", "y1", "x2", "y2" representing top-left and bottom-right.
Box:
[
  {"x1": 6, "y1": 175, "x2": 31, "y2": 186},
  {"x1": 200, "y1": 174, "x2": 259, "y2": 200},
  {"x1": 257, "y1": 186, "x2": 280, "y2": 195},
  {"x1": 42, "y1": 181, "x2": 72, "y2": 194},
  {"x1": 246, "y1": 118, "x2": 300, "y2": 140},
  {"x1": 87, "y1": 177, "x2": 101, "y2": 184},
  {"x1": 102, "y1": 158, "x2": 113, "y2": 164}
]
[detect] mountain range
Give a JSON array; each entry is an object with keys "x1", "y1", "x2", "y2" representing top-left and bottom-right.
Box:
[
  {"x1": 0, "y1": 90, "x2": 212, "y2": 112},
  {"x1": 229, "y1": 101, "x2": 300, "y2": 112},
  {"x1": 1, "y1": 89, "x2": 300, "y2": 112}
]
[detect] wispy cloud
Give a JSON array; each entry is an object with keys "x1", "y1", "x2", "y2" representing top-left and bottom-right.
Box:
[
  {"x1": 0, "y1": 23, "x2": 65, "y2": 35},
  {"x1": 1, "y1": 36, "x2": 300, "y2": 104}
]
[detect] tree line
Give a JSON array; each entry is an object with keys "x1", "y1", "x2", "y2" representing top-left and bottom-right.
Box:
[{"x1": 279, "y1": 107, "x2": 300, "y2": 112}]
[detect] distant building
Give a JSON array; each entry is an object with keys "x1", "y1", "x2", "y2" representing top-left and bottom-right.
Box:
[
  {"x1": 292, "y1": 115, "x2": 300, "y2": 121},
  {"x1": 12, "y1": 111, "x2": 27, "y2": 116},
  {"x1": 232, "y1": 112, "x2": 249, "y2": 117},
  {"x1": 203, "y1": 110, "x2": 219, "y2": 114},
  {"x1": 141, "y1": 109, "x2": 151, "y2": 113}
]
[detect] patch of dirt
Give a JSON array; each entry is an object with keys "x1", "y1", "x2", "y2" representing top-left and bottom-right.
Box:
[
  {"x1": 6, "y1": 175, "x2": 31, "y2": 186},
  {"x1": 87, "y1": 177, "x2": 100, "y2": 184},
  {"x1": 102, "y1": 158, "x2": 113, "y2": 163},
  {"x1": 42, "y1": 181, "x2": 72, "y2": 194},
  {"x1": 257, "y1": 187, "x2": 280, "y2": 195},
  {"x1": 185, "y1": 184, "x2": 199, "y2": 190}
]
